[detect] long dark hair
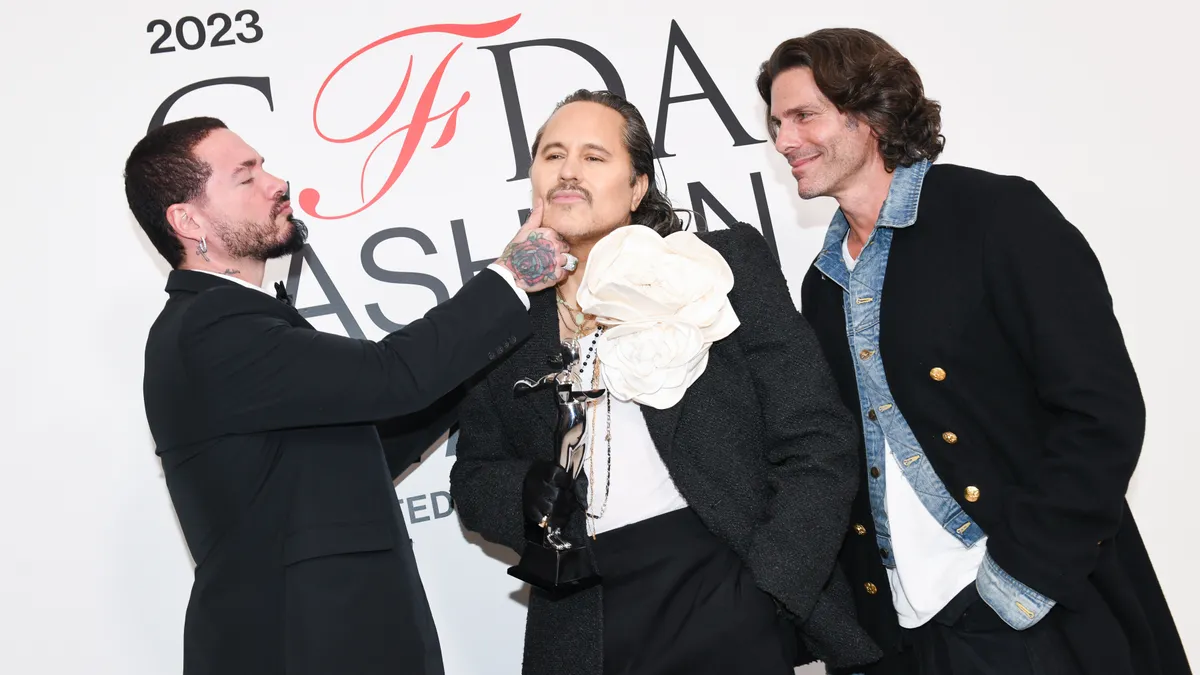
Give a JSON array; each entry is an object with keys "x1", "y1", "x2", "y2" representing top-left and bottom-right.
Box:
[
  {"x1": 531, "y1": 89, "x2": 686, "y2": 236},
  {"x1": 756, "y1": 28, "x2": 945, "y2": 171}
]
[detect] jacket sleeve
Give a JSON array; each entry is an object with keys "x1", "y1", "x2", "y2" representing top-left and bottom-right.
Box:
[
  {"x1": 721, "y1": 223, "x2": 862, "y2": 623},
  {"x1": 179, "y1": 268, "x2": 531, "y2": 436},
  {"x1": 980, "y1": 177, "x2": 1145, "y2": 608},
  {"x1": 448, "y1": 374, "x2": 534, "y2": 553},
  {"x1": 375, "y1": 386, "x2": 466, "y2": 480}
]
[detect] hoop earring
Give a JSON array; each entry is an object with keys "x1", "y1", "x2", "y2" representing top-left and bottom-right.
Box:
[{"x1": 197, "y1": 236, "x2": 210, "y2": 262}]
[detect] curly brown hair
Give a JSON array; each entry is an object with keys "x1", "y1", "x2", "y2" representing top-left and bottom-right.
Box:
[{"x1": 756, "y1": 28, "x2": 944, "y2": 171}]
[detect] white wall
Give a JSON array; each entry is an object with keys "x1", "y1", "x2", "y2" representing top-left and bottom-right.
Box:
[{"x1": 1, "y1": 1, "x2": 1195, "y2": 673}]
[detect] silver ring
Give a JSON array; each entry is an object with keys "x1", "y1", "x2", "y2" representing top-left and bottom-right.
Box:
[{"x1": 563, "y1": 253, "x2": 578, "y2": 271}]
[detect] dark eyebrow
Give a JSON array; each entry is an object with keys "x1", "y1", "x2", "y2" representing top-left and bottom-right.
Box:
[
  {"x1": 232, "y1": 157, "x2": 262, "y2": 177},
  {"x1": 541, "y1": 141, "x2": 612, "y2": 157},
  {"x1": 776, "y1": 106, "x2": 813, "y2": 121}
]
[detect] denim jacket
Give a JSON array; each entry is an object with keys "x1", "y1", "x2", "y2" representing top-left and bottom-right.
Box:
[{"x1": 812, "y1": 159, "x2": 1054, "y2": 631}]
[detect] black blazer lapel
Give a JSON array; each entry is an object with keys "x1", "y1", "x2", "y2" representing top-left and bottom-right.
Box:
[
  {"x1": 639, "y1": 400, "x2": 684, "y2": 463},
  {"x1": 638, "y1": 345, "x2": 731, "y2": 463},
  {"x1": 504, "y1": 289, "x2": 563, "y2": 434}
]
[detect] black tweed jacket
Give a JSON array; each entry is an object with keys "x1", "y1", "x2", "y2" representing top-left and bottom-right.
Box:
[{"x1": 450, "y1": 222, "x2": 882, "y2": 675}]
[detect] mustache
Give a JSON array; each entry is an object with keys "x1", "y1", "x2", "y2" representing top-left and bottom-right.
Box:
[{"x1": 547, "y1": 183, "x2": 591, "y2": 203}]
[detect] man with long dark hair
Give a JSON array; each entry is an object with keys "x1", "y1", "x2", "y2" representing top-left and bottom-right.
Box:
[
  {"x1": 757, "y1": 28, "x2": 1191, "y2": 675},
  {"x1": 126, "y1": 117, "x2": 574, "y2": 675},
  {"x1": 450, "y1": 89, "x2": 882, "y2": 675}
]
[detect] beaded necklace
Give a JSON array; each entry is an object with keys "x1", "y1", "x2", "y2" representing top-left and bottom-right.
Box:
[{"x1": 555, "y1": 292, "x2": 611, "y2": 539}]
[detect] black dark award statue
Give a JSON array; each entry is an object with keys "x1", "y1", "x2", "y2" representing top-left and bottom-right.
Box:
[{"x1": 508, "y1": 339, "x2": 604, "y2": 596}]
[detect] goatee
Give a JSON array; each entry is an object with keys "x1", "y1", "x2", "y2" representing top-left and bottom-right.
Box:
[{"x1": 258, "y1": 215, "x2": 308, "y2": 261}]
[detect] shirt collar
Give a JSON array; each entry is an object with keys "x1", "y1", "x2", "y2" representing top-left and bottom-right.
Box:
[{"x1": 192, "y1": 269, "x2": 273, "y2": 296}]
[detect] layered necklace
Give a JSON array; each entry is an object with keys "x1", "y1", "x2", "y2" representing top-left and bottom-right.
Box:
[{"x1": 555, "y1": 290, "x2": 612, "y2": 540}]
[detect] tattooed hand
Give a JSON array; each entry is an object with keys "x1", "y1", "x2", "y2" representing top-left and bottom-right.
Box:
[{"x1": 495, "y1": 199, "x2": 575, "y2": 293}]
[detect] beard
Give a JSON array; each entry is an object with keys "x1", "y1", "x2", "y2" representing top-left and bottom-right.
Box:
[
  {"x1": 212, "y1": 199, "x2": 308, "y2": 262},
  {"x1": 793, "y1": 134, "x2": 874, "y2": 200},
  {"x1": 256, "y1": 214, "x2": 307, "y2": 261}
]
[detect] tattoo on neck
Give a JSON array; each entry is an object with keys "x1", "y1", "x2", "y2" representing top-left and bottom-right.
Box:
[
  {"x1": 498, "y1": 232, "x2": 558, "y2": 286},
  {"x1": 223, "y1": 268, "x2": 241, "y2": 276}
]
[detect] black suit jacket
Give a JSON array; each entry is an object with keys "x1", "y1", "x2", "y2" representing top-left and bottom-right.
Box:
[
  {"x1": 143, "y1": 268, "x2": 530, "y2": 675},
  {"x1": 450, "y1": 223, "x2": 883, "y2": 675},
  {"x1": 801, "y1": 164, "x2": 1192, "y2": 675}
]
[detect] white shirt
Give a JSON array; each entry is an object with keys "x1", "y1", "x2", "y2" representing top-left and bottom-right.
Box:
[
  {"x1": 194, "y1": 269, "x2": 273, "y2": 295},
  {"x1": 842, "y1": 235, "x2": 986, "y2": 628},
  {"x1": 573, "y1": 329, "x2": 688, "y2": 536}
]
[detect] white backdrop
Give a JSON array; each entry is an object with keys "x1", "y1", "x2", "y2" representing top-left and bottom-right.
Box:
[{"x1": 1, "y1": 0, "x2": 1196, "y2": 673}]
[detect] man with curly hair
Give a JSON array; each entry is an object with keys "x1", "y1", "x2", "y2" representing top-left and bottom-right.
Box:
[{"x1": 756, "y1": 28, "x2": 1190, "y2": 675}]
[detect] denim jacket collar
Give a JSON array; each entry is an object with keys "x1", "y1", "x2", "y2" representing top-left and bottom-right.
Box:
[{"x1": 815, "y1": 159, "x2": 930, "y2": 291}]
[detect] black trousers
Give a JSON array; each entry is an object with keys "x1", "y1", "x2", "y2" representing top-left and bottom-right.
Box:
[
  {"x1": 590, "y1": 507, "x2": 797, "y2": 675},
  {"x1": 900, "y1": 582, "x2": 1083, "y2": 675}
]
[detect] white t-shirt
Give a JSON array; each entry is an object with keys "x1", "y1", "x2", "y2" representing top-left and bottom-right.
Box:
[{"x1": 572, "y1": 328, "x2": 688, "y2": 537}]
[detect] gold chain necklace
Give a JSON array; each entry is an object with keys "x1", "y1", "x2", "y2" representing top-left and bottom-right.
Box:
[{"x1": 555, "y1": 291, "x2": 593, "y2": 340}]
